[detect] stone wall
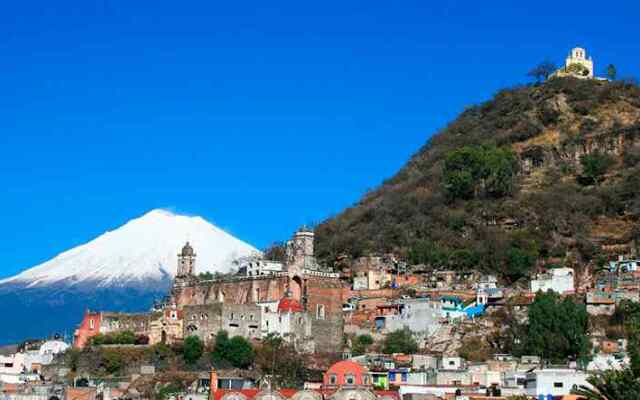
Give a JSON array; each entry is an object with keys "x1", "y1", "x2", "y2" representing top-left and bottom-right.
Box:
[{"x1": 183, "y1": 303, "x2": 224, "y2": 344}]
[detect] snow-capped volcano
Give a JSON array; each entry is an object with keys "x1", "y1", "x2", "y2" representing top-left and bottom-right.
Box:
[
  {"x1": 1, "y1": 209, "x2": 259, "y2": 288},
  {"x1": 0, "y1": 209, "x2": 259, "y2": 344}
]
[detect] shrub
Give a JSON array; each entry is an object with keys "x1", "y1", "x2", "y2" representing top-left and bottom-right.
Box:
[
  {"x1": 580, "y1": 151, "x2": 615, "y2": 185},
  {"x1": 183, "y1": 336, "x2": 204, "y2": 365},
  {"x1": 382, "y1": 328, "x2": 418, "y2": 354}
]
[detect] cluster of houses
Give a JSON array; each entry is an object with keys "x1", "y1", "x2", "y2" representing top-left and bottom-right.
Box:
[{"x1": 0, "y1": 339, "x2": 69, "y2": 385}]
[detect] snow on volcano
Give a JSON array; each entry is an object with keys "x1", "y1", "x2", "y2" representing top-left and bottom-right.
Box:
[{"x1": 0, "y1": 209, "x2": 259, "y2": 288}]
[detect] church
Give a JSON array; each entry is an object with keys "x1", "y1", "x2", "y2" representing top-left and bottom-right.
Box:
[
  {"x1": 550, "y1": 46, "x2": 595, "y2": 79},
  {"x1": 73, "y1": 228, "x2": 345, "y2": 353}
]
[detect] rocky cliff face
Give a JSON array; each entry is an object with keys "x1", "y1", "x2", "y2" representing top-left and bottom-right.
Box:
[{"x1": 315, "y1": 78, "x2": 640, "y2": 278}]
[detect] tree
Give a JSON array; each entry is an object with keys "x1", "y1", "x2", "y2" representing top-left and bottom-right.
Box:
[
  {"x1": 227, "y1": 336, "x2": 255, "y2": 368},
  {"x1": 352, "y1": 334, "x2": 374, "y2": 355},
  {"x1": 443, "y1": 146, "x2": 518, "y2": 201},
  {"x1": 572, "y1": 369, "x2": 640, "y2": 400},
  {"x1": 607, "y1": 64, "x2": 618, "y2": 81},
  {"x1": 580, "y1": 151, "x2": 615, "y2": 185},
  {"x1": 504, "y1": 233, "x2": 539, "y2": 283},
  {"x1": 382, "y1": 328, "x2": 418, "y2": 354},
  {"x1": 527, "y1": 61, "x2": 556, "y2": 82},
  {"x1": 211, "y1": 330, "x2": 254, "y2": 368},
  {"x1": 522, "y1": 291, "x2": 590, "y2": 362},
  {"x1": 616, "y1": 300, "x2": 640, "y2": 376},
  {"x1": 212, "y1": 330, "x2": 231, "y2": 367},
  {"x1": 183, "y1": 336, "x2": 204, "y2": 365},
  {"x1": 255, "y1": 334, "x2": 309, "y2": 388}
]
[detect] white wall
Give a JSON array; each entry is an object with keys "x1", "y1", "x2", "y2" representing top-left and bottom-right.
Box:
[{"x1": 525, "y1": 369, "x2": 590, "y2": 397}]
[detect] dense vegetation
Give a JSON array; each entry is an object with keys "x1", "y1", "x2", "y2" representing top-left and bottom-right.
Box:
[
  {"x1": 315, "y1": 77, "x2": 640, "y2": 280},
  {"x1": 486, "y1": 291, "x2": 589, "y2": 362},
  {"x1": 520, "y1": 291, "x2": 590, "y2": 362}
]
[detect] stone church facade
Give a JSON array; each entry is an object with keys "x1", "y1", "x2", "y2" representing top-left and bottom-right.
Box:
[
  {"x1": 171, "y1": 227, "x2": 344, "y2": 353},
  {"x1": 74, "y1": 228, "x2": 345, "y2": 354}
]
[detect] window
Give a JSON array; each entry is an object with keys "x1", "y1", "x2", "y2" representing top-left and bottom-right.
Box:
[
  {"x1": 389, "y1": 372, "x2": 396, "y2": 381},
  {"x1": 345, "y1": 374, "x2": 355, "y2": 385},
  {"x1": 316, "y1": 304, "x2": 326, "y2": 320},
  {"x1": 89, "y1": 319, "x2": 95, "y2": 330},
  {"x1": 329, "y1": 374, "x2": 337, "y2": 385},
  {"x1": 363, "y1": 376, "x2": 369, "y2": 385},
  {"x1": 401, "y1": 372, "x2": 408, "y2": 382},
  {"x1": 230, "y1": 313, "x2": 235, "y2": 320},
  {"x1": 554, "y1": 382, "x2": 564, "y2": 388}
]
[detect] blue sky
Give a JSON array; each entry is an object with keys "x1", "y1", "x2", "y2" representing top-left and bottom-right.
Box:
[{"x1": 1, "y1": 1, "x2": 639, "y2": 278}]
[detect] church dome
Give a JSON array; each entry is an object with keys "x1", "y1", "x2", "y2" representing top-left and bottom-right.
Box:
[
  {"x1": 181, "y1": 242, "x2": 195, "y2": 257},
  {"x1": 277, "y1": 297, "x2": 304, "y2": 313}
]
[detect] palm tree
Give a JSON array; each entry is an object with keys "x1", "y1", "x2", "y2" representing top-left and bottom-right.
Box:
[{"x1": 572, "y1": 369, "x2": 640, "y2": 400}]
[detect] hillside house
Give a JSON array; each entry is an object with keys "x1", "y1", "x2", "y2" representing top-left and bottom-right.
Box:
[
  {"x1": 374, "y1": 299, "x2": 441, "y2": 337},
  {"x1": 586, "y1": 291, "x2": 615, "y2": 316},
  {"x1": 524, "y1": 369, "x2": 591, "y2": 398},
  {"x1": 530, "y1": 267, "x2": 574, "y2": 294}
]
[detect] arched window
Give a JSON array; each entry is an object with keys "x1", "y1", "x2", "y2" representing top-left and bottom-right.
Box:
[{"x1": 345, "y1": 374, "x2": 355, "y2": 385}]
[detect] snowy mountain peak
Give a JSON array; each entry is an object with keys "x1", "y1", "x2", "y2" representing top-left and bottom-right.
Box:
[{"x1": 0, "y1": 209, "x2": 259, "y2": 288}]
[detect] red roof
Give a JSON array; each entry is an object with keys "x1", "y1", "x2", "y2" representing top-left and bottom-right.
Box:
[
  {"x1": 211, "y1": 389, "x2": 302, "y2": 400},
  {"x1": 211, "y1": 388, "x2": 399, "y2": 400},
  {"x1": 278, "y1": 298, "x2": 304, "y2": 313}
]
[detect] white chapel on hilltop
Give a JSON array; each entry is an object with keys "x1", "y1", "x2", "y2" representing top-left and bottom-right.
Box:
[{"x1": 551, "y1": 46, "x2": 595, "y2": 79}]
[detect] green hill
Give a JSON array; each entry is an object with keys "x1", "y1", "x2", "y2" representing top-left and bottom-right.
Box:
[{"x1": 315, "y1": 78, "x2": 640, "y2": 282}]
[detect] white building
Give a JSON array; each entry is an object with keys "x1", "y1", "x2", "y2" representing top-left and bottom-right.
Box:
[
  {"x1": 587, "y1": 354, "x2": 629, "y2": 372},
  {"x1": 257, "y1": 297, "x2": 313, "y2": 351},
  {"x1": 439, "y1": 356, "x2": 465, "y2": 371},
  {"x1": 238, "y1": 259, "x2": 284, "y2": 277},
  {"x1": 530, "y1": 267, "x2": 574, "y2": 294},
  {"x1": 0, "y1": 340, "x2": 69, "y2": 384},
  {"x1": 525, "y1": 369, "x2": 591, "y2": 397},
  {"x1": 374, "y1": 299, "x2": 442, "y2": 337},
  {"x1": 551, "y1": 47, "x2": 594, "y2": 79}
]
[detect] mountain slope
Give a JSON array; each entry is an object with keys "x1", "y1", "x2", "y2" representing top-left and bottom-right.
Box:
[
  {"x1": 315, "y1": 78, "x2": 640, "y2": 279},
  {"x1": 0, "y1": 209, "x2": 258, "y2": 344}
]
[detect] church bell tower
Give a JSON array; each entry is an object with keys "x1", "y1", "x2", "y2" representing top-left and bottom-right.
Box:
[{"x1": 177, "y1": 242, "x2": 196, "y2": 277}]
